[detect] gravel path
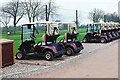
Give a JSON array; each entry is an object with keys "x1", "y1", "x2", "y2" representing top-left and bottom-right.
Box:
[{"x1": 0, "y1": 40, "x2": 119, "y2": 78}]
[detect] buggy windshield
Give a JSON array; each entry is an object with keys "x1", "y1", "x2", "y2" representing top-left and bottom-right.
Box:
[
  {"x1": 22, "y1": 25, "x2": 34, "y2": 42},
  {"x1": 94, "y1": 24, "x2": 101, "y2": 31},
  {"x1": 87, "y1": 24, "x2": 93, "y2": 33}
]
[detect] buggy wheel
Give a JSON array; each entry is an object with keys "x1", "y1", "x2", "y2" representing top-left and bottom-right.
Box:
[
  {"x1": 44, "y1": 51, "x2": 54, "y2": 61},
  {"x1": 66, "y1": 47, "x2": 74, "y2": 56},
  {"x1": 100, "y1": 38, "x2": 106, "y2": 43},
  {"x1": 16, "y1": 52, "x2": 25, "y2": 60}
]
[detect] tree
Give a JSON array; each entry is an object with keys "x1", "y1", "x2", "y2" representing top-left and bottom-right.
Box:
[
  {"x1": 0, "y1": 12, "x2": 11, "y2": 32},
  {"x1": 1, "y1": 0, "x2": 24, "y2": 34},
  {"x1": 89, "y1": 8, "x2": 105, "y2": 22},
  {"x1": 23, "y1": 0, "x2": 43, "y2": 22},
  {"x1": 46, "y1": 0, "x2": 58, "y2": 21},
  {"x1": 32, "y1": 0, "x2": 59, "y2": 21},
  {"x1": 104, "y1": 12, "x2": 119, "y2": 22}
]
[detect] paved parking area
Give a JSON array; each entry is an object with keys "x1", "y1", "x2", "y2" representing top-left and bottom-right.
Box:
[
  {"x1": 0, "y1": 40, "x2": 119, "y2": 78},
  {"x1": 29, "y1": 40, "x2": 118, "y2": 78}
]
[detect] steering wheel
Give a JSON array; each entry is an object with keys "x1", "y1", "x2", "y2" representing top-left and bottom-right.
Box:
[
  {"x1": 59, "y1": 39, "x2": 64, "y2": 43},
  {"x1": 37, "y1": 41, "x2": 42, "y2": 46},
  {"x1": 30, "y1": 34, "x2": 36, "y2": 40}
]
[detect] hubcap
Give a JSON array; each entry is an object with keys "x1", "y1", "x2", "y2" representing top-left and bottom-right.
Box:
[
  {"x1": 46, "y1": 53, "x2": 51, "y2": 60},
  {"x1": 67, "y1": 49, "x2": 72, "y2": 55},
  {"x1": 17, "y1": 53, "x2": 22, "y2": 59},
  {"x1": 101, "y1": 39, "x2": 105, "y2": 43}
]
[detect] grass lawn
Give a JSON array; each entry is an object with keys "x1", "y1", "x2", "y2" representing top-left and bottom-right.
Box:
[{"x1": 1, "y1": 27, "x2": 87, "y2": 55}]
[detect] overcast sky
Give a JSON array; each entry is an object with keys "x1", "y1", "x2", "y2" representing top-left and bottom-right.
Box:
[
  {"x1": 55, "y1": 0, "x2": 119, "y2": 13},
  {"x1": 0, "y1": 0, "x2": 120, "y2": 24},
  {"x1": 56, "y1": 0, "x2": 120, "y2": 22}
]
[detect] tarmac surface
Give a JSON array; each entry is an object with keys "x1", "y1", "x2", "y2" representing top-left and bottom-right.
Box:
[
  {"x1": 0, "y1": 40, "x2": 119, "y2": 78},
  {"x1": 27, "y1": 40, "x2": 118, "y2": 78}
]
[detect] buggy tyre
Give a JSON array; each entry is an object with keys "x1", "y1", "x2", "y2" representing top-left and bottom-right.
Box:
[
  {"x1": 16, "y1": 52, "x2": 25, "y2": 60},
  {"x1": 44, "y1": 51, "x2": 54, "y2": 61},
  {"x1": 66, "y1": 47, "x2": 74, "y2": 56},
  {"x1": 100, "y1": 38, "x2": 106, "y2": 43}
]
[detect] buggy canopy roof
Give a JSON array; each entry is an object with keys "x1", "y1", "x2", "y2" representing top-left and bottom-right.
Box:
[{"x1": 20, "y1": 22, "x2": 36, "y2": 26}]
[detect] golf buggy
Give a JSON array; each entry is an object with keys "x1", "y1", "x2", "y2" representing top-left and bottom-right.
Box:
[
  {"x1": 118, "y1": 24, "x2": 120, "y2": 35},
  {"x1": 108, "y1": 23, "x2": 119, "y2": 40},
  {"x1": 16, "y1": 22, "x2": 65, "y2": 61},
  {"x1": 102, "y1": 23, "x2": 114, "y2": 41},
  {"x1": 36, "y1": 22, "x2": 66, "y2": 58},
  {"x1": 116, "y1": 23, "x2": 120, "y2": 36},
  {"x1": 111, "y1": 23, "x2": 120, "y2": 39},
  {"x1": 83, "y1": 23, "x2": 111, "y2": 43},
  {"x1": 58, "y1": 22, "x2": 84, "y2": 56}
]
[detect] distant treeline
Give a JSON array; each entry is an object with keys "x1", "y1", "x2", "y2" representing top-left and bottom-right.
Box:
[
  {"x1": 1, "y1": 26, "x2": 21, "y2": 34},
  {"x1": 1, "y1": 25, "x2": 86, "y2": 34}
]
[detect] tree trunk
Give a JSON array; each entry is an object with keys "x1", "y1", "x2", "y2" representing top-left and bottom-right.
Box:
[
  {"x1": 5, "y1": 26, "x2": 8, "y2": 34},
  {"x1": 14, "y1": 24, "x2": 16, "y2": 34},
  {"x1": 33, "y1": 16, "x2": 35, "y2": 22},
  {"x1": 13, "y1": 17, "x2": 16, "y2": 34},
  {"x1": 29, "y1": 17, "x2": 31, "y2": 22}
]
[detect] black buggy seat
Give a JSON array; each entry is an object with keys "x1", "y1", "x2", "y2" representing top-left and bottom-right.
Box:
[
  {"x1": 42, "y1": 33, "x2": 60, "y2": 45},
  {"x1": 46, "y1": 34, "x2": 60, "y2": 43},
  {"x1": 65, "y1": 32, "x2": 79, "y2": 42}
]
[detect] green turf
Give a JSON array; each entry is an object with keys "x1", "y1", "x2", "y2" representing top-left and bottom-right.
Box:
[{"x1": 2, "y1": 27, "x2": 87, "y2": 55}]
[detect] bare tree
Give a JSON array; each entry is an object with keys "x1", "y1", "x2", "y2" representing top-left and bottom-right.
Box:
[
  {"x1": 33, "y1": 0, "x2": 58, "y2": 21},
  {"x1": 23, "y1": 0, "x2": 43, "y2": 22},
  {"x1": 1, "y1": 0, "x2": 24, "y2": 34},
  {"x1": 0, "y1": 12, "x2": 11, "y2": 32},
  {"x1": 35, "y1": 6, "x2": 46, "y2": 21},
  {"x1": 46, "y1": 0, "x2": 58, "y2": 21},
  {"x1": 89, "y1": 8, "x2": 105, "y2": 22}
]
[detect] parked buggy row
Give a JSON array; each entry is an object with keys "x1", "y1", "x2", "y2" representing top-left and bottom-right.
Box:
[
  {"x1": 83, "y1": 22, "x2": 120, "y2": 43},
  {"x1": 16, "y1": 22, "x2": 84, "y2": 61}
]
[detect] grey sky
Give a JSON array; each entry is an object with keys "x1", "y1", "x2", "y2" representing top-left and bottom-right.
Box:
[
  {"x1": 55, "y1": 0, "x2": 119, "y2": 13},
  {"x1": 54, "y1": 0, "x2": 120, "y2": 23},
  {"x1": 0, "y1": 0, "x2": 119, "y2": 24}
]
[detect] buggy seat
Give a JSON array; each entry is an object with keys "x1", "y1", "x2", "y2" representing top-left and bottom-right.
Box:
[{"x1": 42, "y1": 34, "x2": 60, "y2": 45}]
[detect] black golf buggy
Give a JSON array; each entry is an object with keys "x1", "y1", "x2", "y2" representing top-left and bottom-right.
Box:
[
  {"x1": 116, "y1": 23, "x2": 120, "y2": 36},
  {"x1": 16, "y1": 22, "x2": 66, "y2": 61},
  {"x1": 57, "y1": 22, "x2": 84, "y2": 56},
  {"x1": 109, "y1": 23, "x2": 120, "y2": 39},
  {"x1": 83, "y1": 23, "x2": 111, "y2": 43}
]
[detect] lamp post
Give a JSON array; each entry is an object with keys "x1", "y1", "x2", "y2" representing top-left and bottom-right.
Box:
[
  {"x1": 76, "y1": 10, "x2": 79, "y2": 28},
  {"x1": 45, "y1": 5, "x2": 48, "y2": 21}
]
